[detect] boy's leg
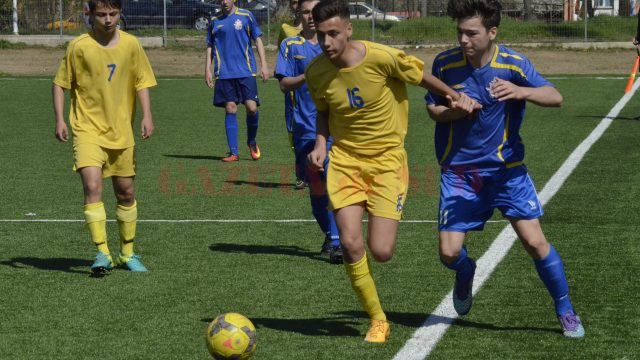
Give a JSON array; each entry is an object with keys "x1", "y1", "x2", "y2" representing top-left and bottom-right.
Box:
[
  {"x1": 336, "y1": 203, "x2": 389, "y2": 343},
  {"x1": 510, "y1": 218, "x2": 584, "y2": 338},
  {"x1": 439, "y1": 231, "x2": 476, "y2": 315},
  {"x1": 112, "y1": 176, "x2": 147, "y2": 272},
  {"x1": 223, "y1": 102, "x2": 239, "y2": 159},
  {"x1": 243, "y1": 76, "x2": 260, "y2": 160},
  {"x1": 79, "y1": 166, "x2": 112, "y2": 273},
  {"x1": 366, "y1": 216, "x2": 399, "y2": 263}
]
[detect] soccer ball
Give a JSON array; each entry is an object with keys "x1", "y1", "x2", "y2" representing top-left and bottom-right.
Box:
[{"x1": 205, "y1": 313, "x2": 257, "y2": 359}]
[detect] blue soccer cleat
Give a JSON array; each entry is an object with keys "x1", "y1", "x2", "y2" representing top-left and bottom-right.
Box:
[
  {"x1": 90, "y1": 251, "x2": 114, "y2": 276},
  {"x1": 558, "y1": 312, "x2": 585, "y2": 338},
  {"x1": 116, "y1": 254, "x2": 149, "y2": 272},
  {"x1": 452, "y1": 258, "x2": 476, "y2": 315}
]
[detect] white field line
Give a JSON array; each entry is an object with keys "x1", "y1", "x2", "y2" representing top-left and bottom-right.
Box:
[
  {"x1": 0, "y1": 218, "x2": 509, "y2": 224},
  {"x1": 393, "y1": 78, "x2": 640, "y2": 360}
]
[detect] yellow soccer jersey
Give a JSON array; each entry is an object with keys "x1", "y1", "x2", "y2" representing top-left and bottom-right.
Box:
[
  {"x1": 54, "y1": 30, "x2": 157, "y2": 149},
  {"x1": 277, "y1": 22, "x2": 301, "y2": 47},
  {"x1": 305, "y1": 41, "x2": 424, "y2": 156}
]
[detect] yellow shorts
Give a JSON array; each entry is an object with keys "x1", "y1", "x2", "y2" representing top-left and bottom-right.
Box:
[
  {"x1": 327, "y1": 146, "x2": 409, "y2": 220},
  {"x1": 73, "y1": 143, "x2": 136, "y2": 178}
]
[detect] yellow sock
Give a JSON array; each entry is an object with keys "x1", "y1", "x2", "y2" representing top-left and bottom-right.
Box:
[
  {"x1": 83, "y1": 202, "x2": 109, "y2": 255},
  {"x1": 116, "y1": 201, "x2": 137, "y2": 257},
  {"x1": 344, "y1": 254, "x2": 386, "y2": 321}
]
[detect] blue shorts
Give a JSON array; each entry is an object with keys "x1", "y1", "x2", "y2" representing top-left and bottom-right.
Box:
[
  {"x1": 438, "y1": 165, "x2": 544, "y2": 232},
  {"x1": 213, "y1": 77, "x2": 260, "y2": 107},
  {"x1": 294, "y1": 138, "x2": 331, "y2": 196}
]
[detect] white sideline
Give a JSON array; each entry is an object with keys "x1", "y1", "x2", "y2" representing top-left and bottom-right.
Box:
[{"x1": 392, "y1": 78, "x2": 640, "y2": 360}]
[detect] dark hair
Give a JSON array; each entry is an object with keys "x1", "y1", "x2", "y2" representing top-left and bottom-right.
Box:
[
  {"x1": 87, "y1": 0, "x2": 122, "y2": 11},
  {"x1": 446, "y1": 0, "x2": 502, "y2": 29},
  {"x1": 298, "y1": 0, "x2": 316, "y2": 9},
  {"x1": 312, "y1": 0, "x2": 350, "y2": 24}
]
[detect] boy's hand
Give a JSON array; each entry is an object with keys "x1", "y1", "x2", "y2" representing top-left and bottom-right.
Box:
[
  {"x1": 490, "y1": 78, "x2": 525, "y2": 101},
  {"x1": 55, "y1": 121, "x2": 68, "y2": 142},
  {"x1": 141, "y1": 117, "x2": 154, "y2": 139},
  {"x1": 205, "y1": 69, "x2": 214, "y2": 89},
  {"x1": 307, "y1": 146, "x2": 326, "y2": 172},
  {"x1": 446, "y1": 92, "x2": 481, "y2": 118},
  {"x1": 260, "y1": 65, "x2": 270, "y2": 83}
]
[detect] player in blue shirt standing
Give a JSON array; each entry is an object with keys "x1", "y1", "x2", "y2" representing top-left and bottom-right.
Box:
[
  {"x1": 275, "y1": 0, "x2": 342, "y2": 263},
  {"x1": 205, "y1": 0, "x2": 269, "y2": 162},
  {"x1": 426, "y1": 0, "x2": 585, "y2": 338}
]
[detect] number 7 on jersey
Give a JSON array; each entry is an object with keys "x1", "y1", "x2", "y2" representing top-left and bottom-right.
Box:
[{"x1": 107, "y1": 64, "x2": 116, "y2": 81}]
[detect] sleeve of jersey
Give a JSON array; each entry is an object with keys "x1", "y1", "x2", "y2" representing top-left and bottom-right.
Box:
[
  {"x1": 249, "y1": 13, "x2": 263, "y2": 40},
  {"x1": 515, "y1": 57, "x2": 552, "y2": 88},
  {"x1": 305, "y1": 68, "x2": 329, "y2": 113},
  {"x1": 53, "y1": 44, "x2": 73, "y2": 89},
  {"x1": 206, "y1": 20, "x2": 214, "y2": 47},
  {"x1": 274, "y1": 42, "x2": 292, "y2": 78},
  {"x1": 135, "y1": 42, "x2": 158, "y2": 91},
  {"x1": 391, "y1": 50, "x2": 424, "y2": 86},
  {"x1": 425, "y1": 60, "x2": 446, "y2": 106}
]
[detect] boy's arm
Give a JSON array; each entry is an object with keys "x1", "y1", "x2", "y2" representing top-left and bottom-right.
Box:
[
  {"x1": 278, "y1": 74, "x2": 305, "y2": 92},
  {"x1": 205, "y1": 46, "x2": 214, "y2": 88},
  {"x1": 137, "y1": 88, "x2": 154, "y2": 139},
  {"x1": 52, "y1": 84, "x2": 68, "y2": 142},
  {"x1": 307, "y1": 110, "x2": 329, "y2": 171},
  {"x1": 426, "y1": 93, "x2": 478, "y2": 123},
  {"x1": 490, "y1": 79, "x2": 563, "y2": 107},
  {"x1": 254, "y1": 37, "x2": 270, "y2": 82}
]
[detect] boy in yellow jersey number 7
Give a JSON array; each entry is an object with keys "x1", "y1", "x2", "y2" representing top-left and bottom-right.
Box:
[
  {"x1": 52, "y1": 0, "x2": 157, "y2": 276},
  {"x1": 305, "y1": 0, "x2": 480, "y2": 342}
]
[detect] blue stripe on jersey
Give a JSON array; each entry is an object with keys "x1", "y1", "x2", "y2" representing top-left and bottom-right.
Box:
[
  {"x1": 426, "y1": 45, "x2": 552, "y2": 170},
  {"x1": 206, "y1": 8, "x2": 263, "y2": 79},
  {"x1": 274, "y1": 36, "x2": 323, "y2": 142}
]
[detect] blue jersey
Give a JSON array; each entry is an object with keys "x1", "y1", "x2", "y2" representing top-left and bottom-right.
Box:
[
  {"x1": 426, "y1": 45, "x2": 552, "y2": 170},
  {"x1": 206, "y1": 8, "x2": 262, "y2": 79},
  {"x1": 274, "y1": 36, "x2": 323, "y2": 142}
]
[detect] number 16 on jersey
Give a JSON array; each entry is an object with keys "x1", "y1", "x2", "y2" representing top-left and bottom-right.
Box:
[{"x1": 347, "y1": 87, "x2": 364, "y2": 109}]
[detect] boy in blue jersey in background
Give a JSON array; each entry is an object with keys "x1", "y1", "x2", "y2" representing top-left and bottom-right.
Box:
[
  {"x1": 426, "y1": 0, "x2": 585, "y2": 338},
  {"x1": 205, "y1": 0, "x2": 269, "y2": 162},
  {"x1": 275, "y1": 0, "x2": 342, "y2": 264}
]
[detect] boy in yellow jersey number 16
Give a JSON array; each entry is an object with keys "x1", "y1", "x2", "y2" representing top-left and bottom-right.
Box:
[
  {"x1": 305, "y1": 0, "x2": 480, "y2": 343},
  {"x1": 52, "y1": 0, "x2": 157, "y2": 276}
]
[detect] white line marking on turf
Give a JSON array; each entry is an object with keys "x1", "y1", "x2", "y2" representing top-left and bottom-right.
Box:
[
  {"x1": 393, "y1": 78, "x2": 640, "y2": 360},
  {"x1": 0, "y1": 218, "x2": 509, "y2": 224}
]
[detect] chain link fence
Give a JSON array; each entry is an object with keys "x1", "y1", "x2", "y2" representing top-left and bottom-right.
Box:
[{"x1": 0, "y1": 0, "x2": 637, "y2": 44}]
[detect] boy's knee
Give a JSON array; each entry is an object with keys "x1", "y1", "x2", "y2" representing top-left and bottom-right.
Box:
[{"x1": 371, "y1": 250, "x2": 393, "y2": 263}]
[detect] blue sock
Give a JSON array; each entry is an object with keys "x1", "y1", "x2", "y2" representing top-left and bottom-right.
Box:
[
  {"x1": 534, "y1": 244, "x2": 574, "y2": 316},
  {"x1": 441, "y1": 245, "x2": 474, "y2": 286},
  {"x1": 311, "y1": 194, "x2": 339, "y2": 247},
  {"x1": 224, "y1": 113, "x2": 238, "y2": 155},
  {"x1": 327, "y1": 212, "x2": 340, "y2": 248},
  {"x1": 246, "y1": 112, "x2": 259, "y2": 145}
]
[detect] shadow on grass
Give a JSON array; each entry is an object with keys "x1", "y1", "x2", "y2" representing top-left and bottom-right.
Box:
[
  {"x1": 202, "y1": 309, "x2": 558, "y2": 337},
  {"x1": 335, "y1": 310, "x2": 559, "y2": 334},
  {"x1": 224, "y1": 180, "x2": 296, "y2": 189},
  {"x1": 576, "y1": 115, "x2": 640, "y2": 121},
  {"x1": 163, "y1": 154, "x2": 225, "y2": 161},
  {"x1": 0, "y1": 257, "x2": 91, "y2": 274},
  {"x1": 209, "y1": 243, "x2": 328, "y2": 263},
  {"x1": 201, "y1": 315, "x2": 361, "y2": 337}
]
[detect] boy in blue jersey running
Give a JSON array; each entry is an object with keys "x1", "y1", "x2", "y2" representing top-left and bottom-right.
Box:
[
  {"x1": 205, "y1": 0, "x2": 269, "y2": 162},
  {"x1": 275, "y1": 0, "x2": 342, "y2": 264},
  {"x1": 426, "y1": 0, "x2": 585, "y2": 338}
]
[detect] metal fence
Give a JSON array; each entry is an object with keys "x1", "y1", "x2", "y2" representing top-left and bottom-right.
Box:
[{"x1": 0, "y1": 0, "x2": 637, "y2": 44}]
